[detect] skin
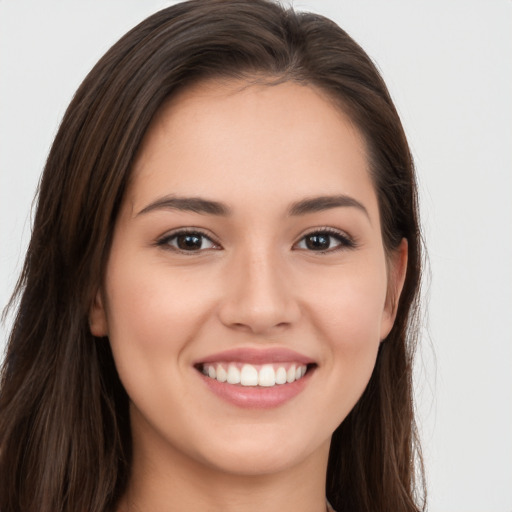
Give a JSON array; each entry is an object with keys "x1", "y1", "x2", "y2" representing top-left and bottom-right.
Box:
[{"x1": 90, "y1": 79, "x2": 407, "y2": 512}]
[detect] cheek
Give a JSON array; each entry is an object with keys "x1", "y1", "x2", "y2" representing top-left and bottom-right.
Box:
[
  {"x1": 307, "y1": 260, "x2": 388, "y2": 347},
  {"x1": 102, "y1": 257, "x2": 218, "y2": 391},
  {"x1": 102, "y1": 262, "x2": 216, "y2": 437},
  {"x1": 301, "y1": 261, "x2": 387, "y2": 415},
  {"x1": 105, "y1": 257, "x2": 215, "y2": 339},
  {"x1": 323, "y1": 283, "x2": 383, "y2": 381}
]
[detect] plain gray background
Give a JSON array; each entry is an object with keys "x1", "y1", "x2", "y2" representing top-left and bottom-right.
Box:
[{"x1": 1, "y1": 1, "x2": 511, "y2": 510}]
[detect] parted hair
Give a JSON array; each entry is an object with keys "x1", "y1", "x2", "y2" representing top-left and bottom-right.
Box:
[{"x1": 0, "y1": 1, "x2": 425, "y2": 511}]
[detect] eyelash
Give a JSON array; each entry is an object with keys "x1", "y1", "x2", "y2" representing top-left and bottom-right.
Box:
[
  {"x1": 155, "y1": 227, "x2": 357, "y2": 254},
  {"x1": 155, "y1": 228, "x2": 220, "y2": 254},
  {"x1": 296, "y1": 227, "x2": 357, "y2": 253}
]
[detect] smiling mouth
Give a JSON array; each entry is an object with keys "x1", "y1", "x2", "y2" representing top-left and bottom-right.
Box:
[{"x1": 195, "y1": 362, "x2": 316, "y2": 388}]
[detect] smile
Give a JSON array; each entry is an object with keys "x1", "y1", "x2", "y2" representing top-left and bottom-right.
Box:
[
  {"x1": 194, "y1": 348, "x2": 316, "y2": 409},
  {"x1": 200, "y1": 362, "x2": 308, "y2": 387}
]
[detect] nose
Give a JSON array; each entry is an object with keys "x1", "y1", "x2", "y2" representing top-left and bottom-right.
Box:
[{"x1": 217, "y1": 248, "x2": 301, "y2": 335}]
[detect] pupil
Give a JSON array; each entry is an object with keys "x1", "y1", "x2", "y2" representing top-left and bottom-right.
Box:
[
  {"x1": 178, "y1": 234, "x2": 202, "y2": 250},
  {"x1": 306, "y1": 234, "x2": 329, "y2": 250}
]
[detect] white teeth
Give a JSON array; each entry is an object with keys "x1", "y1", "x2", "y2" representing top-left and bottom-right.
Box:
[
  {"x1": 287, "y1": 364, "x2": 296, "y2": 383},
  {"x1": 258, "y1": 364, "x2": 276, "y2": 387},
  {"x1": 240, "y1": 364, "x2": 259, "y2": 386},
  {"x1": 216, "y1": 365, "x2": 227, "y2": 382},
  {"x1": 202, "y1": 362, "x2": 308, "y2": 387},
  {"x1": 227, "y1": 365, "x2": 241, "y2": 384},
  {"x1": 275, "y1": 366, "x2": 287, "y2": 385}
]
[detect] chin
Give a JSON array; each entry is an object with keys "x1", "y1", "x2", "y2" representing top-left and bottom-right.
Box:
[{"x1": 190, "y1": 424, "x2": 331, "y2": 477}]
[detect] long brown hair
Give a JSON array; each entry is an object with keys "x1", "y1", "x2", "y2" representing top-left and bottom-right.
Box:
[{"x1": 0, "y1": 1, "x2": 425, "y2": 510}]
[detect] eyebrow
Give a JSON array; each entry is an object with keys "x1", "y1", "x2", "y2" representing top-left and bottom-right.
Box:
[
  {"x1": 137, "y1": 196, "x2": 231, "y2": 216},
  {"x1": 288, "y1": 195, "x2": 369, "y2": 219},
  {"x1": 136, "y1": 194, "x2": 369, "y2": 219}
]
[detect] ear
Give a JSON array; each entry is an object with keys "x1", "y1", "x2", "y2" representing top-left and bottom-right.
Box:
[
  {"x1": 380, "y1": 238, "x2": 408, "y2": 341},
  {"x1": 89, "y1": 289, "x2": 109, "y2": 337}
]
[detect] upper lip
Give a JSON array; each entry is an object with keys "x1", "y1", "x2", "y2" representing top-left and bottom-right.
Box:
[{"x1": 195, "y1": 347, "x2": 315, "y2": 365}]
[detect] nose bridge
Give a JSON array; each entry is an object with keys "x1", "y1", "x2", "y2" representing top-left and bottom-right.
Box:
[{"x1": 218, "y1": 242, "x2": 299, "y2": 334}]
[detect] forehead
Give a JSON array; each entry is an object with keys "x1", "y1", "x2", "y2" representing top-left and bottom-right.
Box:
[{"x1": 127, "y1": 79, "x2": 378, "y2": 220}]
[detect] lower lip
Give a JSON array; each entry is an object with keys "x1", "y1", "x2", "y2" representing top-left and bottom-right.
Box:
[{"x1": 198, "y1": 369, "x2": 314, "y2": 409}]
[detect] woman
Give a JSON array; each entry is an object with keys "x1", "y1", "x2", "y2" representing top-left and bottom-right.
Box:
[{"x1": 0, "y1": 1, "x2": 425, "y2": 511}]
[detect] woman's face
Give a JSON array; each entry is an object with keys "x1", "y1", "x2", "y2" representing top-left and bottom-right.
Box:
[{"x1": 90, "y1": 79, "x2": 406, "y2": 478}]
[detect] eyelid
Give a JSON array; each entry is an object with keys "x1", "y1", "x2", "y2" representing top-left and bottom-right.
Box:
[
  {"x1": 293, "y1": 226, "x2": 357, "y2": 252},
  {"x1": 154, "y1": 226, "x2": 356, "y2": 254},
  {"x1": 155, "y1": 227, "x2": 222, "y2": 252}
]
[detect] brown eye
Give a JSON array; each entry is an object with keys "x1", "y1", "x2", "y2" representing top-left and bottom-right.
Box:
[
  {"x1": 295, "y1": 230, "x2": 355, "y2": 252},
  {"x1": 303, "y1": 233, "x2": 331, "y2": 251},
  {"x1": 177, "y1": 233, "x2": 204, "y2": 250},
  {"x1": 159, "y1": 231, "x2": 218, "y2": 252}
]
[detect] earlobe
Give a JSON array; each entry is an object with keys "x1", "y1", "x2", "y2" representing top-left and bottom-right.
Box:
[
  {"x1": 89, "y1": 289, "x2": 109, "y2": 337},
  {"x1": 380, "y1": 238, "x2": 408, "y2": 341}
]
